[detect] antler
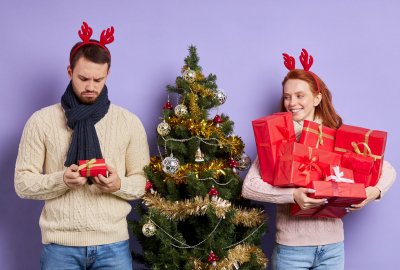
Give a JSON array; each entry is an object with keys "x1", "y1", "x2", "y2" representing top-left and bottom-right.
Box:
[
  {"x1": 78, "y1": 22, "x2": 93, "y2": 42},
  {"x1": 282, "y1": 53, "x2": 295, "y2": 70},
  {"x1": 299, "y1": 48, "x2": 313, "y2": 71},
  {"x1": 100, "y1": 26, "x2": 115, "y2": 45}
]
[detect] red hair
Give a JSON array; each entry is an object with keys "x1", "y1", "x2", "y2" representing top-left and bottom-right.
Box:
[{"x1": 280, "y1": 69, "x2": 342, "y2": 129}]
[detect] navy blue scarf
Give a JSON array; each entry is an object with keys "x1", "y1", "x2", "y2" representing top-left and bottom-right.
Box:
[{"x1": 61, "y1": 81, "x2": 110, "y2": 166}]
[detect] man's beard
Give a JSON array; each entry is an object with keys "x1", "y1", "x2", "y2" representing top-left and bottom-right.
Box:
[{"x1": 78, "y1": 92, "x2": 99, "y2": 105}]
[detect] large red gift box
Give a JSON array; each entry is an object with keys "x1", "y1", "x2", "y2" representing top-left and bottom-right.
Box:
[
  {"x1": 252, "y1": 112, "x2": 296, "y2": 184},
  {"x1": 334, "y1": 124, "x2": 387, "y2": 186},
  {"x1": 311, "y1": 180, "x2": 367, "y2": 207},
  {"x1": 273, "y1": 142, "x2": 341, "y2": 187},
  {"x1": 299, "y1": 120, "x2": 336, "y2": 151},
  {"x1": 341, "y1": 152, "x2": 375, "y2": 186},
  {"x1": 78, "y1": 158, "x2": 107, "y2": 177},
  {"x1": 290, "y1": 204, "x2": 348, "y2": 218}
]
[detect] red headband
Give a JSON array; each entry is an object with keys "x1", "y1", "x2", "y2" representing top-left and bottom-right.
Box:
[
  {"x1": 69, "y1": 22, "x2": 114, "y2": 64},
  {"x1": 282, "y1": 48, "x2": 321, "y2": 92}
]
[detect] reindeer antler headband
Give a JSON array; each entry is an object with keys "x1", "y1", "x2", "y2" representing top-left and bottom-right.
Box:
[
  {"x1": 69, "y1": 22, "x2": 115, "y2": 64},
  {"x1": 282, "y1": 48, "x2": 321, "y2": 92}
]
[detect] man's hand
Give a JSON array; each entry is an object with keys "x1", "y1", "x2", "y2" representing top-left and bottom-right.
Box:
[
  {"x1": 92, "y1": 165, "x2": 121, "y2": 193},
  {"x1": 293, "y1": 188, "x2": 328, "y2": 209},
  {"x1": 64, "y1": 164, "x2": 87, "y2": 188},
  {"x1": 347, "y1": 186, "x2": 381, "y2": 212}
]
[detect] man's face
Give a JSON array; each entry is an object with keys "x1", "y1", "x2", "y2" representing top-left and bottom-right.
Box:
[{"x1": 68, "y1": 57, "x2": 109, "y2": 104}]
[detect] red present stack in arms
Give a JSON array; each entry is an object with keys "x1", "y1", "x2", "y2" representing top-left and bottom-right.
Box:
[{"x1": 252, "y1": 114, "x2": 387, "y2": 218}]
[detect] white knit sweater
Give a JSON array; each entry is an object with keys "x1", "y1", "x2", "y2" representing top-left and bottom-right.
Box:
[
  {"x1": 242, "y1": 120, "x2": 396, "y2": 246},
  {"x1": 15, "y1": 103, "x2": 150, "y2": 246}
]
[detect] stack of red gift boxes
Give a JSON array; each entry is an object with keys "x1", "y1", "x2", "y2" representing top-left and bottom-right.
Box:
[{"x1": 252, "y1": 112, "x2": 387, "y2": 218}]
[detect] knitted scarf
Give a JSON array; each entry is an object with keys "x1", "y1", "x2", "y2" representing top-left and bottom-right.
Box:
[{"x1": 61, "y1": 81, "x2": 110, "y2": 166}]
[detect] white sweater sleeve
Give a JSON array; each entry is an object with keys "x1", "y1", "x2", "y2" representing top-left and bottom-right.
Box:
[
  {"x1": 242, "y1": 157, "x2": 295, "y2": 204},
  {"x1": 14, "y1": 112, "x2": 69, "y2": 200}
]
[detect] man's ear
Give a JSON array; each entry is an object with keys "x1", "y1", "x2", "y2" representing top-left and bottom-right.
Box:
[{"x1": 67, "y1": 65, "x2": 72, "y2": 79}]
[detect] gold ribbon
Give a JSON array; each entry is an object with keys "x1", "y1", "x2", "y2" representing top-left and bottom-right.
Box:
[
  {"x1": 302, "y1": 125, "x2": 334, "y2": 148},
  {"x1": 334, "y1": 129, "x2": 382, "y2": 160},
  {"x1": 78, "y1": 158, "x2": 105, "y2": 177}
]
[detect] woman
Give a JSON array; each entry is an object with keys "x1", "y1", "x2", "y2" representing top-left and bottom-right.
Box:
[{"x1": 242, "y1": 49, "x2": 396, "y2": 270}]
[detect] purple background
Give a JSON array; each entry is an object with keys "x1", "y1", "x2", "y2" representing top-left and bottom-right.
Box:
[{"x1": 1, "y1": 1, "x2": 398, "y2": 269}]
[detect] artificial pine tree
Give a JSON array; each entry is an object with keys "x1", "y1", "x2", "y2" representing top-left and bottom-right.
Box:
[{"x1": 131, "y1": 46, "x2": 268, "y2": 270}]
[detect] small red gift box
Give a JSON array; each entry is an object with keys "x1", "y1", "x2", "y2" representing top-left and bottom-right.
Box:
[
  {"x1": 273, "y1": 142, "x2": 341, "y2": 187},
  {"x1": 252, "y1": 112, "x2": 296, "y2": 184},
  {"x1": 290, "y1": 204, "x2": 348, "y2": 218},
  {"x1": 341, "y1": 152, "x2": 375, "y2": 186},
  {"x1": 334, "y1": 124, "x2": 387, "y2": 186},
  {"x1": 311, "y1": 180, "x2": 366, "y2": 207},
  {"x1": 78, "y1": 158, "x2": 107, "y2": 177},
  {"x1": 299, "y1": 120, "x2": 336, "y2": 151}
]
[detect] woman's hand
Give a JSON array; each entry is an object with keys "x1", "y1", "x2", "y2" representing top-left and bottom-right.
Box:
[
  {"x1": 347, "y1": 186, "x2": 381, "y2": 212},
  {"x1": 293, "y1": 188, "x2": 327, "y2": 209}
]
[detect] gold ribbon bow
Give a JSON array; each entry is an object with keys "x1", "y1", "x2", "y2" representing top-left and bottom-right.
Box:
[{"x1": 78, "y1": 158, "x2": 105, "y2": 177}]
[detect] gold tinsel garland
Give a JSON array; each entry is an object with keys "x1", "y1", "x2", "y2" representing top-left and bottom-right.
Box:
[
  {"x1": 149, "y1": 157, "x2": 229, "y2": 184},
  {"x1": 143, "y1": 194, "x2": 264, "y2": 227},
  {"x1": 166, "y1": 116, "x2": 244, "y2": 156},
  {"x1": 189, "y1": 93, "x2": 201, "y2": 120},
  {"x1": 192, "y1": 244, "x2": 268, "y2": 270}
]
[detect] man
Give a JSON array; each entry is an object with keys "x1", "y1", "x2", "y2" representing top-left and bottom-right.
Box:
[{"x1": 14, "y1": 22, "x2": 149, "y2": 269}]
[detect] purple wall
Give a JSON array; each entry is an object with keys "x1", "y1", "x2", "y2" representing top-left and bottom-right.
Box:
[{"x1": 1, "y1": 1, "x2": 398, "y2": 269}]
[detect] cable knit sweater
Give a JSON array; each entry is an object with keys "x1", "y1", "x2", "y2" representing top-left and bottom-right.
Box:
[
  {"x1": 15, "y1": 103, "x2": 150, "y2": 246},
  {"x1": 242, "y1": 120, "x2": 396, "y2": 246}
]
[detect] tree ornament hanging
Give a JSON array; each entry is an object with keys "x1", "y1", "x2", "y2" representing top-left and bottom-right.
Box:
[
  {"x1": 194, "y1": 146, "x2": 205, "y2": 162},
  {"x1": 162, "y1": 154, "x2": 180, "y2": 175},
  {"x1": 207, "y1": 250, "x2": 219, "y2": 266},
  {"x1": 163, "y1": 100, "x2": 173, "y2": 110},
  {"x1": 208, "y1": 185, "x2": 219, "y2": 201},
  {"x1": 229, "y1": 158, "x2": 239, "y2": 173},
  {"x1": 214, "y1": 88, "x2": 227, "y2": 105},
  {"x1": 213, "y1": 114, "x2": 223, "y2": 127},
  {"x1": 234, "y1": 153, "x2": 252, "y2": 171},
  {"x1": 182, "y1": 68, "x2": 196, "y2": 83},
  {"x1": 157, "y1": 120, "x2": 171, "y2": 136},
  {"x1": 142, "y1": 220, "x2": 156, "y2": 237},
  {"x1": 145, "y1": 180, "x2": 155, "y2": 194},
  {"x1": 174, "y1": 104, "x2": 188, "y2": 117}
]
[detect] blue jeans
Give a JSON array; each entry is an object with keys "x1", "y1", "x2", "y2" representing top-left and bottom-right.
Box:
[
  {"x1": 272, "y1": 242, "x2": 344, "y2": 270},
  {"x1": 40, "y1": 240, "x2": 132, "y2": 270}
]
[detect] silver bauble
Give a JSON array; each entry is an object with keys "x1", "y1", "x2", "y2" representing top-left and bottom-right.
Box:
[
  {"x1": 182, "y1": 68, "x2": 196, "y2": 83},
  {"x1": 174, "y1": 104, "x2": 188, "y2": 117},
  {"x1": 235, "y1": 153, "x2": 251, "y2": 171},
  {"x1": 214, "y1": 88, "x2": 227, "y2": 105},
  {"x1": 142, "y1": 221, "x2": 156, "y2": 237},
  {"x1": 157, "y1": 120, "x2": 171, "y2": 136},
  {"x1": 162, "y1": 154, "x2": 180, "y2": 174}
]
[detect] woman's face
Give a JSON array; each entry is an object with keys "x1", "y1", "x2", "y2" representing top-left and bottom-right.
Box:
[{"x1": 283, "y1": 79, "x2": 321, "y2": 122}]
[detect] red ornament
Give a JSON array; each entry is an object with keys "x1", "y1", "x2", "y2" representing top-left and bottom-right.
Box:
[
  {"x1": 229, "y1": 158, "x2": 238, "y2": 168},
  {"x1": 213, "y1": 114, "x2": 223, "y2": 127},
  {"x1": 145, "y1": 180, "x2": 155, "y2": 194},
  {"x1": 207, "y1": 250, "x2": 219, "y2": 266},
  {"x1": 208, "y1": 185, "x2": 219, "y2": 201},
  {"x1": 163, "y1": 101, "x2": 173, "y2": 110},
  {"x1": 208, "y1": 185, "x2": 219, "y2": 196}
]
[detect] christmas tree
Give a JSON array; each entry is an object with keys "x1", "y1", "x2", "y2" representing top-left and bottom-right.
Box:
[{"x1": 131, "y1": 46, "x2": 267, "y2": 270}]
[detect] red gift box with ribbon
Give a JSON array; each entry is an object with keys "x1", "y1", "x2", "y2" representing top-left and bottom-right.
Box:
[
  {"x1": 273, "y1": 142, "x2": 341, "y2": 187},
  {"x1": 312, "y1": 165, "x2": 367, "y2": 206},
  {"x1": 290, "y1": 204, "x2": 348, "y2": 218},
  {"x1": 299, "y1": 120, "x2": 336, "y2": 151},
  {"x1": 341, "y1": 152, "x2": 375, "y2": 186},
  {"x1": 252, "y1": 112, "x2": 296, "y2": 184},
  {"x1": 78, "y1": 158, "x2": 107, "y2": 177},
  {"x1": 334, "y1": 124, "x2": 387, "y2": 187}
]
